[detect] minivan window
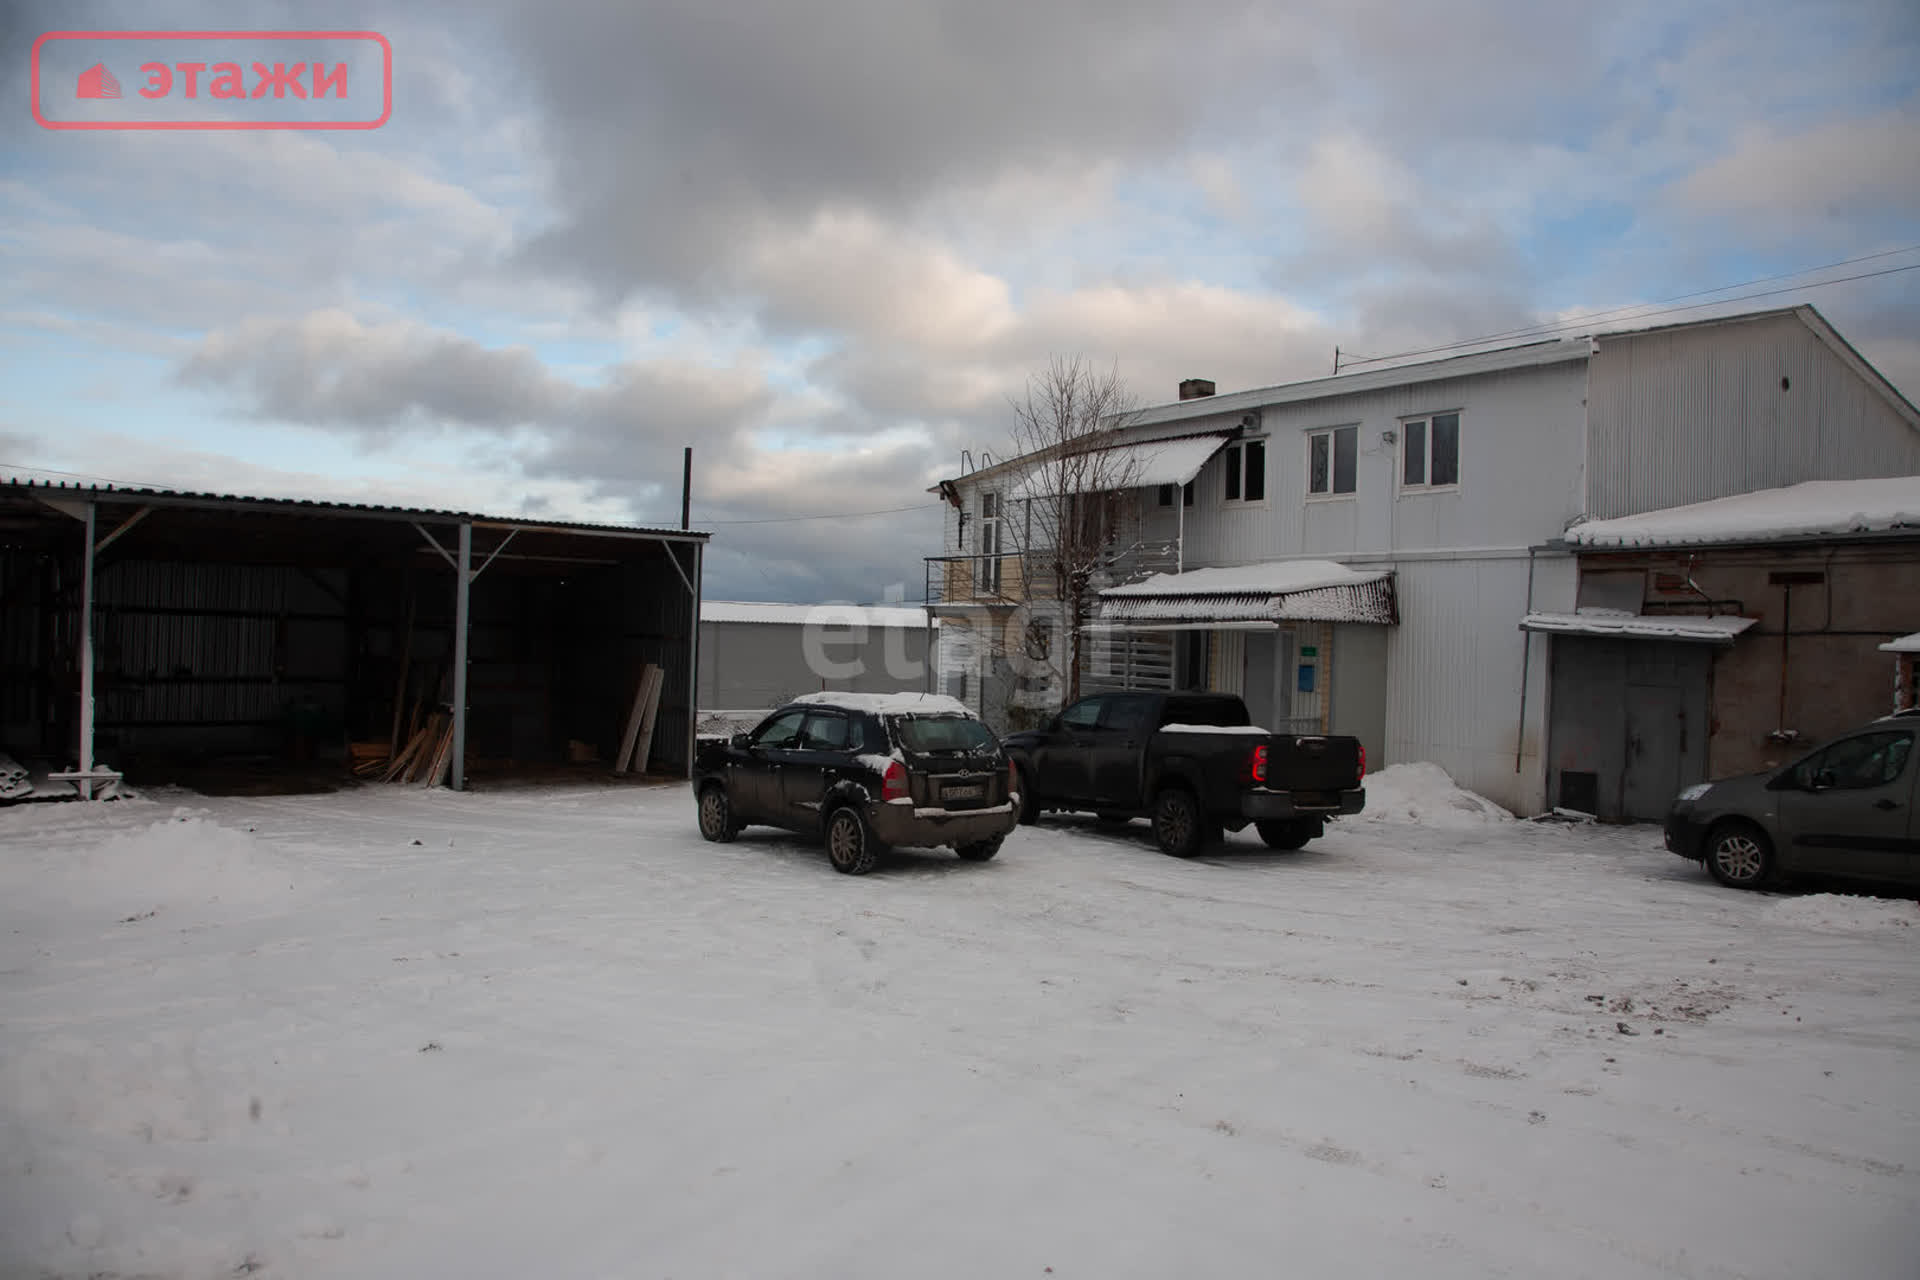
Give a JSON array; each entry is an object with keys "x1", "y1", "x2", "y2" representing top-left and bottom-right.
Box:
[{"x1": 894, "y1": 716, "x2": 998, "y2": 753}]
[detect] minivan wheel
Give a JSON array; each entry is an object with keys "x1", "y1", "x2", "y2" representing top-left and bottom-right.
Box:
[
  {"x1": 697, "y1": 784, "x2": 738, "y2": 843},
  {"x1": 1153, "y1": 787, "x2": 1205, "y2": 858},
  {"x1": 825, "y1": 806, "x2": 882, "y2": 876},
  {"x1": 1706, "y1": 820, "x2": 1775, "y2": 890}
]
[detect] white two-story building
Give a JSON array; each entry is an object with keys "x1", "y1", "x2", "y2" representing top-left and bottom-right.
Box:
[{"x1": 927, "y1": 305, "x2": 1920, "y2": 815}]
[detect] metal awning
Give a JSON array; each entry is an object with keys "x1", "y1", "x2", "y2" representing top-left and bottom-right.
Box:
[
  {"x1": 1017, "y1": 433, "x2": 1232, "y2": 498},
  {"x1": 1519, "y1": 610, "x2": 1757, "y2": 645},
  {"x1": 1098, "y1": 560, "x2": 1397, "y2": 626}
]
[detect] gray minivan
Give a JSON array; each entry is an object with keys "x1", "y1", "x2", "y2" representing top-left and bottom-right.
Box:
[{"x1": 1665, "y1": 712, "x2": 1919, "y2": 891}]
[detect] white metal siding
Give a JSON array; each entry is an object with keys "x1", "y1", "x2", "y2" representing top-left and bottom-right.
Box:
[
  {"x1": 1587, "y1": 311, "x2": 1920, "y2": 519},
  {"x1": 1174, "y1": 361, "x2": 1589, "y2": 567},
  {"x1": 1381, "y1": 553, "x2": 1570, "y2": 814}
]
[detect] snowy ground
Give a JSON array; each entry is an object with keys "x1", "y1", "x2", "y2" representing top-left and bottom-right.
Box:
[{"x1": 2, "y1": 768, "x2": 1916, "y2": 1280}]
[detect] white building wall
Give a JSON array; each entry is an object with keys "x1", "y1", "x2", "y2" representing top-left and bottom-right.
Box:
[
  {"x1": 1172, "y1": 359, "x2": 1590, "y2": 566},
  {"x1": 1587, "y1": 309, "x2": 1920, "y2": 519},
  {"x1": 1375, "y1": 550, "x2": 1575, "y2": 814}
]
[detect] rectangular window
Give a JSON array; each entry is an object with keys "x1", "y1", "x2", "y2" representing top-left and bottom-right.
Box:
[
  {"x1": 977, "y1": 492, "x2": 1002, "y2": 594},
  {"x1": 1307, "y1": 426, "x2": 1357, "y2": 496},
  {"x1": 1158, "y1": 484, "x2": 1174, "y2": 506},
  {"x1": 1223, "y1": 440, "x2": 1266, "y2": 503},
  {"x1": 1401, "y1": 412, "x2": 1460, "y2": 490}
]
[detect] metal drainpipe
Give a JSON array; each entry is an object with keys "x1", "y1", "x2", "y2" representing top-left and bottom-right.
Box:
[
  {"x1": 1514, "y1": 545, "x2": 1536, "y2": 776},
  {"x1": 1776, "y1": 583, "x2": 1792, "y2": 735}
]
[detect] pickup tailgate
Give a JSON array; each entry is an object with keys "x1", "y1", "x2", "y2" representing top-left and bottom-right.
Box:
[{"x1": 1262, "y1": 733, "x2": 1363, "y2": 796}]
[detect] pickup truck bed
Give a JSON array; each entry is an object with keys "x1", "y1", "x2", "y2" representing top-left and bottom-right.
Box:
[{"x1": 1003, "y1": 691, "x2": 1366, "y2": 857}]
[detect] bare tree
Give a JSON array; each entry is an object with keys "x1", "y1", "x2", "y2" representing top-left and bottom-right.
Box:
[{"x1": 991, "y1": 355, "x2": 1145, "y2": 711}]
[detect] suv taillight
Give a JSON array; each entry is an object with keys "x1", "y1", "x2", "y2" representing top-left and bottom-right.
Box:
[
  {"x1": 881, "y1": 760, "x2": 909, "y2": 802},
  {"x1": 1358, "y1": 743, "x2": 1366, "y2": 781},
  {"x1": 1250, "y1": 744, "x2": 1269, "y2": 785}
]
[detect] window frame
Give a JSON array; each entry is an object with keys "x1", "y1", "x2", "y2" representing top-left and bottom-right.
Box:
[
  {"x1": 1156, "y1": 481, "x2": 1197, "y2": 508},
  {"x1": 1399, "y1": 410, "x2": 1462, "y2": 493},
  {"x1": 751, "y1": 708, "x2": 808, "y2": 750},
  {"x1": 1221, "y1": 438, "x2": 1269, "y2": 506},
  {"x1": 1305, "y1": 425, "x2": 1359, "y2": 500},
  {"x1": 976, "y1": 490, "x2": 1003, "y2": 595}
]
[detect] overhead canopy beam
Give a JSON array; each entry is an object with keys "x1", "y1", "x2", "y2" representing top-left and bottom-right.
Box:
[
  {"x1": 93, "y1": 506, "x2": 153, "y2": 554},
  {"x1": 661, "y1": 541, "x2": 694, "y2": 595}
]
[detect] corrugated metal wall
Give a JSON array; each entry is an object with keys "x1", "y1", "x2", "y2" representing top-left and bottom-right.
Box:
[
  {"x1": 1587, "y1": 311, "x2": 1920, "y2": 519},
  {"x1": 698, "y1": 620, "x2": 933, "y2": 711},
  {"x1": 1384, "y1": 554, "x2": 1570, "y2": 814},
  {"x1": 1172, "y1": 363, "x2": 1588, "y2": 565}
]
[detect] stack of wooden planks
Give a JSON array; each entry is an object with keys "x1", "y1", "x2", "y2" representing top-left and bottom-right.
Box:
[
  {"x1": 614, "y1": 663, "x2": 665, "y2": 775},
  {"x1": 381, "y1": 710, "x2": 457, "y2": 786}
]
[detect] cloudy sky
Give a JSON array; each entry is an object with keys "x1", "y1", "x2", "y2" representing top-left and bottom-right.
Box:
[{"x1": 2, "y1": 0, "x2": 1917, "y2": 603}]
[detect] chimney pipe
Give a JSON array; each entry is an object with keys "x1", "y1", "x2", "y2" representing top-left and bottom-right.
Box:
[{"x1": 1178, "y1": 378, "x2": 1216, "y2": 401}]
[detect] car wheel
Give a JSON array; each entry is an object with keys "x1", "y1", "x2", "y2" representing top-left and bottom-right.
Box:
[
  {"x1": 697, "y1": 784, "x2": 739, "y2": 843},
  {"x1": 1014, "y1": 766, "x2": 1040, "y2": 826},
  {"x1": 1255, "y1": 819, "x2": 1315, "y2": 851},
  {"x1": 1152, "y1": 787, "x2": 1205, "y2": 858},
  {"x1": 825, "y1": 805, "x2": 883, "y2": 875},
  {"x1": 1705, "y1": 820, "x2": 1775, "y2": 890},
  {"x1": 956, "y1": 835, "x2": 1003, "y2": 861}
]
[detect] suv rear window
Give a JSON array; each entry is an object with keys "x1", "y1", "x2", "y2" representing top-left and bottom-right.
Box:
[{"x1": 893, "y1": 715, "x2": 998, "y2": 753}]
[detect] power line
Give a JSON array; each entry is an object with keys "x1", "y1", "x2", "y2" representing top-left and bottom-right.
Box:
[
  {"x1": 700, "y1": 501, "x2": 936, "y2": 525},
  {"x1": 1340, "y1": 245, "x2": 1920, "y2": 371}
]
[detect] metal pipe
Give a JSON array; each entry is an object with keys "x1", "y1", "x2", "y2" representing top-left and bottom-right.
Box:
[
  {"x1": 686, "y1": 541, "x2": 703, "y2": 778},
  {"x1": 681, "y1": 447, "x2": 692, "y2": 530},
  {"x1": 1514, "y1": 545, "x2": 1536, "y2": 775},
  {"x1": 1777, "y1": 583, "x2": 1792, "y2": 733},
  {"x1": 452, "y1": 522, "x2": 472, "y2": 791},
  {"x1": 79, "y1": 502, "x2": 96, "y2": 801}
]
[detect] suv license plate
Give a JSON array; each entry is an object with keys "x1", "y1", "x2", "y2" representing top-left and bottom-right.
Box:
[{"x1": 944, "y1": 784, "x2": 985, "y2": 802}]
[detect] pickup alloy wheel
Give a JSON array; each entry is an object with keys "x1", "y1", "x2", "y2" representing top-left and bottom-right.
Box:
[
  {"x1": 1152, "y1": 788, "x2": 1205, "y2": 858},
  {"x1": 1255, "y1": 819, "x2": 1315, "y2": 851}
]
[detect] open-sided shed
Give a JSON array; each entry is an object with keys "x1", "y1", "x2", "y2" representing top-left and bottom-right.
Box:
[{"x1": 0, "y1": 480, "x2": 708, "y2": 794}]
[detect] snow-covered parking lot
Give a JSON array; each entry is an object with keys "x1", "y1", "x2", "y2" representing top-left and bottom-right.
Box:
[{"x1": 2, "y1": 768, "x2": 1916, "y2": 1280}]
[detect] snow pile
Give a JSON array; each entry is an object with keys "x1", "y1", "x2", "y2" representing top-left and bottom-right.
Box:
[
  {"x1": 1764, "y1": 894, "x2": 1918, "y2": 932},
  {"x1": 1160, "y1": 723, "x2": 1270, "y2": 735},
  {"x1": 1352, "y1": 762, "x2": 1513, "y2": 827},
  {"x1": 1564, "y1": 476, "x2": 1920, "y2": 548},
  {"x1": 1105, "y1": 559, "x2": 1389, "y2": 597},
  {"x1": 19, "y1": 812, "x2": 305, "y2": 918},
  {"x1": 791, "y1": 691, "x2": 971, "y2": 716}
]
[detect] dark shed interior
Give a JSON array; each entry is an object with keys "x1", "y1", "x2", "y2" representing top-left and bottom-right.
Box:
[{"x1": 0, "y1": 481, "x2": 706, "y2": 791}]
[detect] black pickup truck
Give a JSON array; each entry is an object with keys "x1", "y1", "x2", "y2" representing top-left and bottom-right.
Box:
[{"x1": 1003, "y1": 691, "x2": 1366, "y2": 857}]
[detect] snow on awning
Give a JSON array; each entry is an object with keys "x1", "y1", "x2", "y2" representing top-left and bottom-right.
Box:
[
  {"x1": 1881, "y1": 632, "x2": 1920, "y2": 654},
  {"x1": 1016, "y1": 433, "x2": 1232, "y2": 498},
  {"x1": 1099, "y1": 560, "x2": 1397, "y2": 626},
  {"x1": 1519, "y1": 609, "x2": 1758, "y2": 645},
  {"x1": 1563, "y1": 476, "x2": 1920, "y2": 549}
]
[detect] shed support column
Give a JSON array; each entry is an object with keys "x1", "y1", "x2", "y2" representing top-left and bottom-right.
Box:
[
  {"x1": 686, "y1": 541, "x2": 703, "y2": 779},
  {"x1": 452, "y1": 522, "x2": 472, "y2": 792},
  {"x1": 79, "y1": 502, "x2": 96, "y2": 801}
]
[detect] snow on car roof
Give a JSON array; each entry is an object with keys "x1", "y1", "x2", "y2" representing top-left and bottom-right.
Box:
[
  {"x1": 1563, "y1": 476, "x2": 1920, "y2": 549},
  {"x1": 1879, "y1": 631, "x2": 1920, "y2": 654},
  {"x1": 790, "y1": 691, "x2": 974, "y2": 716}
]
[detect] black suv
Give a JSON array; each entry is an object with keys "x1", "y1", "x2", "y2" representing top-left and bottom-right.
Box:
[{"x1": 691, "y1": 693, "x2": 1020, "y2": 875}]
